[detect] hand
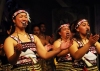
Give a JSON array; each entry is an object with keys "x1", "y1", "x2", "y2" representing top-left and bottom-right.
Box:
[
  {"x1": 49, "y1": 34, "x2": 55, "y2": 44},
  {"x1": 60, "y1": 40, "x2": 73, "y2": 50},
  {"x1": 88, "y1": 34, "x2": 99, "y2": 45},
  {"x1": 14, "y1": 43, "x2": 22, "y2": 52},
  {"x1": 44, "y1": 44, "x2": 52, "y2": 51},
  {"x1": 0, "y1": 44, "x2": 3, "y2": 50}
]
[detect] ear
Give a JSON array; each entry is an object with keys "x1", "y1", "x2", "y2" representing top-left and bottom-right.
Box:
[
  {"x1": 13, "y1": 19, "x2": 15, "y2": 23},
  {"x1": 59, "y1": 32, "x2": 61, "y2": 35},
  {"x1": 76, "y1": 28, "x2": 79, "y2": 32}
]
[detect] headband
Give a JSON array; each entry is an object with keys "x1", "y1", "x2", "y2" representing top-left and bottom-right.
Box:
[
  {"x1": 12, "y1": 10, "x2": 31, "y2": 23},
  {"x1": 58, "y1": 24, "x2": 70, "y2": 30},
  {"x1": 75, "y1": 19, "x2": 87, "y2": 29}
]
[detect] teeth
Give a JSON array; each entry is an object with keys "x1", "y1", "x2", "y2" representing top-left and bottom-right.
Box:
[
  {"x1": 21, "y1": 22, "x2": 27, "y2": 27},
  {"x1": 22, "y1": 22, "x2": 26, "y2": 23}
]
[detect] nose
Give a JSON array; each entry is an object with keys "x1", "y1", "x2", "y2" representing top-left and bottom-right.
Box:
[
  {"x1": 22, "y1": 17, "x2": 27, "y2": 21},
  {"x1": 86, "y1": 25, "x2": 90, "y2": 30}
]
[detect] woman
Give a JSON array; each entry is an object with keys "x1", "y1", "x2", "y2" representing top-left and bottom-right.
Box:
[
  {"x1": 69, "y1": 19, "x2": 100, "y2": 71},
  {"x1": 3, "y1": 9, "x2": 69, "y2": 71},
  {"x1": 53, "y1": 23, "x2": 73, "y2": 71}
]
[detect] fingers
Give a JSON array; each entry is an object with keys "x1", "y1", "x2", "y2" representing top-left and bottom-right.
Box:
[
  {"x1": 89, "y1": 34, "x2": 99, "y2": 45},
  {"x1": 92, "y1": 34, "x2": 99, "y2": 41},
  {"x1": 14, "y1": 43, "x2": 22, "y2": 52},
  {"x1": 60, "y1": 40, "x2": 72, "y2": 50}
]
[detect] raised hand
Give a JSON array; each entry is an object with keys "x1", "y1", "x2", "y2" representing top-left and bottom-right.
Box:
[
  {"x1": 60, "y1": 40, "x2": 73, "y2": 50},
  {"x1": 88, "y1": 34, "x2": 99, "y2": 45},
  {"x1": 44, "y1": 44, "x2": 52, "y2": 51}
]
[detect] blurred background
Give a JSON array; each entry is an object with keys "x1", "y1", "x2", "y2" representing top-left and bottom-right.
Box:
[{"x1": 0, "y1": 0, "x2": 100, "y2": 69}]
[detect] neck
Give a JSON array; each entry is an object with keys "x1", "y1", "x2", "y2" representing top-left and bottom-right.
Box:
[
  {"x1": 80, "y1": 34, "x2": 87, "y2": 40},
  {"x1": 61, "y1": 37, "x2": 69, "y2": 41},
  {"x1": 15, "y1": 27, "x2": 26, "y2": 33}
]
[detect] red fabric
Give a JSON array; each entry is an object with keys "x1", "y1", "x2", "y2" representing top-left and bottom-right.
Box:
[{"x1": 83, "y1": 66, "x2": 88, "y2": 71}]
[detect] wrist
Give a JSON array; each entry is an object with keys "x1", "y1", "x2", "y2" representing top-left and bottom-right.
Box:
[{"x1": 87, "y1": 42, "x2": 92, "y2": 47}]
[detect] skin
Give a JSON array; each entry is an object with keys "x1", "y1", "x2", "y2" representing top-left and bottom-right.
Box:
[
  {"x1": 39, "y1": 24, "x2": 54, "y2": 44},
  {"x1": 33, "y1": 26, "x2": 50, "y2": 49},
  {"x1": 4, "y1": 12, "x2": 67, "y2": 65},
  {"x1": 40, "y1": 24, "x2": 46, "y2": 33},
  {"x1": 53, "y1": 25, "x2": 72, "y2": 57},
  {"x1": 69, "y1": 21, "x2": 100, "y2": 60},
  {"x1": 33, "y1": 26, "x2": 40, "y2": 36}
]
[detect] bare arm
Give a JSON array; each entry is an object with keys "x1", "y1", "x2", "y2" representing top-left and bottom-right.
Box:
[
  {"x1": 4, "y1": 37, "x2": 21, "y2": 64},
  {"x1": 34, "y1": 35, "x2": 61, "y2": 59},
  {"x1": 95, "y1": 42, "x2": 100, "y2": 54},
  {"x1": 69, "y1": 34, "x2": 99, "y2": 60},
  {"x1": 69, "y1": 40, "x2": 91, "y2": 60},
  {"x1": 53, "y1": 39, "x2": 69, "y2": 57}
]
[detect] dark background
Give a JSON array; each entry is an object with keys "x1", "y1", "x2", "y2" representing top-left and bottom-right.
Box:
[
  {"x1": 0, "y1": 0, "x2": 100, "y2": 69},
  {"x1": 0, "y1": 0, "x2": 100, "y2": 35}
]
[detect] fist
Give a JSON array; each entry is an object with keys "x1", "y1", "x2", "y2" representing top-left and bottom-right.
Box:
[{"x1": 14, "y1": 43, "x2": 22, "y2": 52}]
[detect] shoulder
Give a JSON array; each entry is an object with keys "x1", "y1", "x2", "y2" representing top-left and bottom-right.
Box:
[
  {"x1": 30, "y1": 34, "x2": 38, "y2": 38},
  {"x1": 4, "y1": 36, "x2": 15, "y2": 47},
  {"x1": 53, "y1": 39, "x2": 61, "y2": 48},
  {"x1": 95, "y1": 41, "x2": 100, "y2": 46},
  {"x1": 53, "y1": 39, "x2": 61, "y2": 44},
  {"x1": 46, "y1": 35, "x2": 51, "y2": 39},
  {"x1": 70, "y1": 39, "x2": 79, "y2": 48},
  {"x1": 32, "y1": 34, "x2": 41, "y2": 43},
  {"x1": 5, "y1": 36, "x2": 13, "y2": 42}
]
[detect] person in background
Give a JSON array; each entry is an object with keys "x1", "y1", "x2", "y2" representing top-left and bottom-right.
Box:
[
  {"x1": 32, "y1": 24, "x2": 49, "y2": 47},
  {"x1": 39, "y1": 22, "x2": 54, "y2": 44},
  {"x1": 53, "y1": 23, "x2": 73, "y2": 71},
  {"x1": 4, "y1": 9, "x2": 70, "y2": 71},
  {"x1": 69, "y1": 18, "x2": 100, "y2": 71},
  {"x1": 32, "y1": 24, "x2": 54, "y2": 71}
]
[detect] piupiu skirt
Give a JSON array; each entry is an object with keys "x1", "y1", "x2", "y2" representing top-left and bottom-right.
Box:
[
  {"x1": 70, "y1": 66, "x2": 99, "y2": 71},
  {"x1": 11, "y1": 63, "x2": 42, "y2": 71},
  {"x1": 55, "y1": 62, "x2": 73, "y2": 71}
]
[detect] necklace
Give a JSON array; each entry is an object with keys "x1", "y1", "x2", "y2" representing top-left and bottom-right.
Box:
[{"x1": 15, "y1": 32, "x2": 27, "y2": 37}]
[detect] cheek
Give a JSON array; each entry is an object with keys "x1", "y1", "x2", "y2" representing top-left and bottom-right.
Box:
[
  {"x1": 15, "y1": 18, "x2": 21, "y2": 23},
  {"x1": 79, "y1": 27, "x2": 86, "y2": 33},
  {"x1": 61, "y1": 31, "x2": 66, "y2": 36}
]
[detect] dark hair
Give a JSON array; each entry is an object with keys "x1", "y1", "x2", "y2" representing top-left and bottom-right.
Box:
[
  {"x1": 38, "y1": 22, "x2": 46, "y2": 29},
  {"x1": 38, "y1": 22, "x2": 46, "y2": 27},
  {"x1": 8, "y1": 8, "x2": 31, "y2": 34},
  {"x1": 71, "y1": 18, "x2": 89, "y2": 41},
  {"x1": 55, "y1": 23, "x2": 70, "y2": 40},
  {"x1": 31, "y1": 24, "x2": 39, "y2": 33}
]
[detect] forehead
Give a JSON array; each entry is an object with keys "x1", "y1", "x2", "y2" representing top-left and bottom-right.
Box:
[
  {"x1": 79, "y1": 21, "x2": 89, "y2": 25},
  {"x1": 34, "y1": 26, "x2": 39, "y2": 29},
  {"x1": 40, "y1": 24, "x2": 45, "y2": 27},
  {"x1": 61, "y1": 26, "x2": 69, "y2": 29},
  {"x1": 16, "y1": 12, "x2": 27, "y2": 16}
]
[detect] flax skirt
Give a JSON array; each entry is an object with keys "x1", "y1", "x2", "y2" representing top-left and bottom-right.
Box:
[{"x1": 55, "y1": 62, "x2": 99, "y2": 71}]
